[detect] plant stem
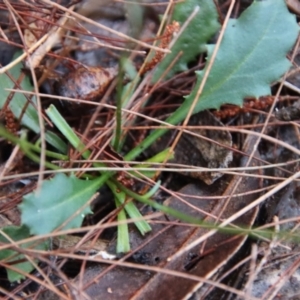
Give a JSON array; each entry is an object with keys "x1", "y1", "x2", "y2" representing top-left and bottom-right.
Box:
[
  {"x1": 113, "y1": 57, "x2": 125, "y2": 152},
  {"x1": 46, "y1": 105, "x2": 151, "y2": 236},
  {"x1": 124, "y1": 106, "x2": 185, "y2": 161}
]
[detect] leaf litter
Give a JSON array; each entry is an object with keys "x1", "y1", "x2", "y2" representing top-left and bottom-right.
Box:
[{"x1": 0, "y1": 0, "x2": 299, "y2": 299}]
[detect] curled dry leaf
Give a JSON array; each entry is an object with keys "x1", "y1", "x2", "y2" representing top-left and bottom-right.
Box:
[
  {"x1": 23, "y1": 5, "x2": 74, "y2": 69},
  {"x1": 55, "y1": 65, "x2": 118, "y2": 101},
  {"x1": 176, "y1": 111, "x2": 232, "y2": 184}
]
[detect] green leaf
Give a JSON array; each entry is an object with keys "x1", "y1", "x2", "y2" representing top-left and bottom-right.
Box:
[
  {"x1": 115, "y1": 199, "x2": 130, "y2": 253},
  {"x1": 108, "y1": 180, "x2": 151, "y2": 236},
  {"x1": 152, "y1": 0, "x2": 219, "y2": 82},
  {"x1": 0, "y1": 65, "x2": 38, "y2": 132},
  {"x1": 123, "y1": 0, "x2": 299, "y2": 165},
  {"x1": 0, "y1": 52, "x2": 67, "y2": 153},
  {"x1": 185, "y1": 0, "x2": 299, "y2": 112},
  {"x1": 19, "y1": 173, "x2": 101, "y2": 235},
  {"x1": 46, "y1": 105, "x2": 152, "y2": 238},
  {"x1": 0, "y1": 225, "x2": 48, "y2": 282}
]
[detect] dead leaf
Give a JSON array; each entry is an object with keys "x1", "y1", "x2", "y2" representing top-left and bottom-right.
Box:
[
  {"x1": 151, "y1": 111, "x2": 233, "y2": 185},
  {"x1": 55, "y1": 66, "x2": 117, "y2": 102}
]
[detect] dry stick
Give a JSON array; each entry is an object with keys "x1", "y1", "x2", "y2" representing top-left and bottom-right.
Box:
[
  {"x1": 0, "y1": 143, "x2": 20, "y2": 180},
  {"x1": 257, "y1": 216, "x2": 300, "y2": 233},
  {"x1": 0, "y1": 25, "x2": 8, "y2": 41},
  {"x1": 156, "y1": 0, "x2": 174, "y2": 37},
  {"x1": 27, "y1": 8, "x2": 75, "y2": 69},
  {"x1": 281, "y1": 80, "x2": 300, "y2": 94}
]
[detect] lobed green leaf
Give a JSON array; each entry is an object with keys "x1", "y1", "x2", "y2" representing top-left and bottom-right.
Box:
[
  {"x1": 0, "y1": 53, "x2": 67, "y2": 152},
  {"x1": 152, "y1": 0, "x2": 220, "y2": 82},
  {"x1": 0, "y1": 225, "x2": 48, "y2": 282},
  {"x1": 185, "y1": 0, "x2": 299, "y2": 112},
  {"x1": 19, "y1": 173, "x2": 99, "y2": 235}
]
